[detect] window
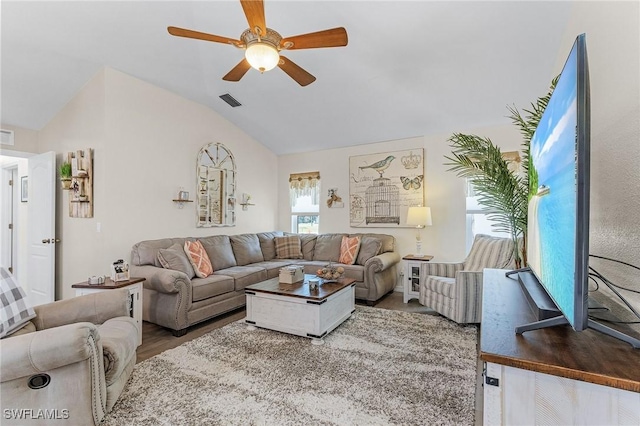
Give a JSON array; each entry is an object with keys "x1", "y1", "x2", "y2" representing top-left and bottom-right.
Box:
[
  {"x1": 465, "y1": 151, "x2": 522, "y2": 252},
  {"x1": 289, "y1": 172, "x2": 320, "y2": 234},
  {"x1": 465, "y1": 180, "x2": 510, "y2": 251}
]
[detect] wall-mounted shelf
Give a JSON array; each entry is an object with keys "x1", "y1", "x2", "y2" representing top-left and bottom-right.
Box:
[
  {"x1": 172, "y1": 199, "x2": 193, "y2": 209},
  {"x1": 239, "y1": 202, "x2": 255, "y2": 211},
  {"x1": 68, "y1": 149, "x2": 93, "y2": 218}
]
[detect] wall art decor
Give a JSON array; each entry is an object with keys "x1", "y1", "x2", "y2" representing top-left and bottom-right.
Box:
[
  {"x1": 349, "y1": 148, "x2": 424, "y2": 227},
  {"x1": 68, "y1": 148, "x2": 93, "y2": 218},
  {"x1": 326, "y1": 188, "x2": 344, "y2": 208},
  {"x1": 197, "y1": 142, "x2": 236, "y2": 227}
]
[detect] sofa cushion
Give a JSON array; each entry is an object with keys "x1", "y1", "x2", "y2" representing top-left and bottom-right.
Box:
[
  {"x1": 200, "y1": 235, "x2": 237, "y2": 271},
  {"x1": 274, "y1": 236, "x2": 303, "y2": 259},
  {"x1": 299, "y1": 234, "x2": 318, "y2": 260},
  {"x1": 313, "y1": 234, "x2": 346, "y2": 262},
  {"x1": 191, "y1": 275, "x2": 235, "y2": 302},
  {"x1": 157, "y1": 243, "x2": 195, "y2": 278},
  {"x1": 184, "y1": 240, "x2": 213, "y2": 278},
  {"x1": 351, "y1": 233, "x2": 395, "y2": 254},
  {"x1": 257, "y1": 232, "x2": 284, "y2": 261},
  {"x1": 1, "y1": 267, "x2": 36, "y2": 339},
  {"x1": 464, "y1": 234, "x2": 515, "y2": 272},
  {"x1": 230, "y1": 234, "x2": 264, "y2": 266},
  {"x1": 213, "y1": 266, "x2": 267, "y2": 291},
  {"x1": 356, "y1": 236, "x2": 383, "y2": 266},
  {"x1": 131, "y1": 238, "x2": 187, "y2": 267},
  {"x1": 338, "y1": 236, "x2": 361, "y2": 265},
  {"x1": 251, "y1": 260, "x2": 292, "y2": 279}
]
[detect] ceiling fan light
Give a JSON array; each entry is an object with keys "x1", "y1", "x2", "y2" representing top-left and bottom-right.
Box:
[{"x1": 245, "y1": 42, "x2": 279, "y2": 73}]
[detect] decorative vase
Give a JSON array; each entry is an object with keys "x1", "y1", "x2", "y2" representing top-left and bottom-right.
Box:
[{"x1": 61, "y1": 178, "x2": 72, "y2": 190}]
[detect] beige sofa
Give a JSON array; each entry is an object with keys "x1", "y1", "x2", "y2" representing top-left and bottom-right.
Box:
[
  {"x1": 130, "y1": 232, "x2": 400, "y2": 336},
  {"x1": 0, "y1": 289, "x2": 137, "y2": 426}
]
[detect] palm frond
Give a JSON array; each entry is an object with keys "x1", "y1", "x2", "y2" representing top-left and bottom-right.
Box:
[{"x1": 445, "y1": 77, "x2": 558, "y2": 268}]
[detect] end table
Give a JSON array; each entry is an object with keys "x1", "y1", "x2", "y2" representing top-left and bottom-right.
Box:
[
  {"x1": 402, "y1": 255, "x2": 434, "y2": 303},
  {"x1": 72, "y1": 277, "x2": 145, "y2": 346}
]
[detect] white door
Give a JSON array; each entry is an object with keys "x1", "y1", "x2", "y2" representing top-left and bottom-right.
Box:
[{"x1": 27, "y1": 151, "x2": 56, "y2": 305}]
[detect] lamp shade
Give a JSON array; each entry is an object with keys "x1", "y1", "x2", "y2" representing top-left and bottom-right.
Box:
[
  {"x1": 245, "y1": 42, "x2": 280, "y2": 73},
  {"x1": 406, "y1": 206, "x2": 432, "y2": 227}
]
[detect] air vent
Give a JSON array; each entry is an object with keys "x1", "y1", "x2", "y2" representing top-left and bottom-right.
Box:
[
  {"x1": 219, "y1": 93, "x2": 242, "y2": 108},
  {"x1": 1, "y1": 129, "x2": 15, "y2": 146}
]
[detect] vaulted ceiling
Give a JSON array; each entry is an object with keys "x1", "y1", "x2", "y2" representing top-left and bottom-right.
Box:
[{"x1": 1, "y1": 1, "x2": 572, "y2": 155}]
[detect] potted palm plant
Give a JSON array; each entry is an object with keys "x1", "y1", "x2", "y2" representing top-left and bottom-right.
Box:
[
  {"x1": 59, "y1": 161, "x2": 72, "y2": 189},
  {"x1": 445, "y1": 77, "x2": 558, "y2": 269}
]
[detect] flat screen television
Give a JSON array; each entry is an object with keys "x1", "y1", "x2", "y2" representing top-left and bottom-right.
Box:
[{"x1": 512, "y1": 34, "x2": 640, "y2": 348}]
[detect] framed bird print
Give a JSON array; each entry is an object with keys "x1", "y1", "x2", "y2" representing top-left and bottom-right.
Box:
[{"x1": 349, "y1": 148, "x2": 425, "y2": 227}]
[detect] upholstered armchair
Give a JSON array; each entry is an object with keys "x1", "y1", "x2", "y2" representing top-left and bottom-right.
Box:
[
  {"x1": 418, "y1": 234, "x2": 517, "y2": 324},
  {"x1": 1, "y1": 285, "x2": 138, "y2": 425}
]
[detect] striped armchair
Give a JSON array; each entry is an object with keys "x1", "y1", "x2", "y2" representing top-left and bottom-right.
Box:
[{"x1": 418, "y1": 234, "x2": 517, "y2": 324}]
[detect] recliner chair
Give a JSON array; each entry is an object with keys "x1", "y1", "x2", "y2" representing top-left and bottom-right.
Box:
[
  {"x1": 1, "y1": 285, "x2": 137, "y2": 425},
  {"x1": 418, "y1": 234, "x2": 517, "y2": 324}
]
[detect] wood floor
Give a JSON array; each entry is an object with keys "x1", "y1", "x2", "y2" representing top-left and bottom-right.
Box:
[{"x1": 135, "y1": 291, "x2": 483, "y2": 425}]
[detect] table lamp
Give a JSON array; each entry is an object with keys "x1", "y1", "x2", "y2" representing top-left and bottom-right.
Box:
[{"x1": 406, "y1": 206, "x2": 432, "y2": 257}]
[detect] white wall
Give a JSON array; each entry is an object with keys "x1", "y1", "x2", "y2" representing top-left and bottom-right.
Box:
[
  {"x1": 0, "y1": 124, "x2": 38, "y2": 154},
  {"x1": 557, "y1": 2, "x2": 640, "y2": 310},
  {"x1": 278, "y1": 125, "x2": 522, "y2": 264},
  {"x1": 38, "y1": 68, "x2": 278, "y2": 300}
]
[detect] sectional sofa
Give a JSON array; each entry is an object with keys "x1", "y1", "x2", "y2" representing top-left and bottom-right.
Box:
[{"x1": 130, "y1": 232, "x2": 400, "y2": 336}]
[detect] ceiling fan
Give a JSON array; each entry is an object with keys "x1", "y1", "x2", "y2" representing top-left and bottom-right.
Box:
[{"x1": 168, "y1": 0, "x2": 348, "y2": 87}]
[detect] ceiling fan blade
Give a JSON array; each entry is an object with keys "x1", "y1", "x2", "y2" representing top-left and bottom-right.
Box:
[
  {"x1": 278, "y1": 55, "x2": 316, "y2": 87},
  {"x1": 223, "y1": 59, "x2": 252, "y2": 82},
  {"x1": 280, "y1": 27, "x2": 348, "y2": 50},
  {"x1": 167, "y1": 26, "x2": 241, "y2": 46},
  {"x1": 240, "y1": 0, "x2": 266, "y2": 36}
]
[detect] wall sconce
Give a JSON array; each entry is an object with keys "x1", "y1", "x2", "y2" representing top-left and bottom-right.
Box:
[
  {"x1": 239, "y1": 193, "x2": 255, "y2": 211},
  {"x1": 406, "y1": 206, "x2": 432, "y2": 257}
]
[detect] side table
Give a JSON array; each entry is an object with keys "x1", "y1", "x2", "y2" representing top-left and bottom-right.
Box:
[
  {"x1": 402, "y1": 255, "x2": 434, "y2": 303},
  {"x1": 72, "y1": 277, "x2": 145, "y2": 346}
]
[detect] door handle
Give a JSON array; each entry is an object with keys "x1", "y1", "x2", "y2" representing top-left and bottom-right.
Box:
[
  {"x1": 42, "y1": 239, "x2": 61, "y2": 244},
  {"x1": 42, "y1": 239, "x2": 50, "y2": 244}
]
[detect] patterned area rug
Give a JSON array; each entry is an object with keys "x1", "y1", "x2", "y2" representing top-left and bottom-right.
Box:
[{"x1": 103, "y1": 306, "x2": 478, "y2": 425}]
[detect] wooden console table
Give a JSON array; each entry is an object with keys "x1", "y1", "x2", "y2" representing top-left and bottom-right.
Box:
[{"x1": 479, "y1": 269, "x2": 640, "y2": 425}]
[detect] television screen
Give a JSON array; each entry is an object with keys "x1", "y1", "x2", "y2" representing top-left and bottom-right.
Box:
[{"x1": 527, "y1": 33, "x2": 590, "y2": 332}]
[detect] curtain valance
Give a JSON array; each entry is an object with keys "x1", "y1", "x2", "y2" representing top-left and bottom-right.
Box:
[{"x1": 289, "y1": 171, "x2": 320, "y2": 206}]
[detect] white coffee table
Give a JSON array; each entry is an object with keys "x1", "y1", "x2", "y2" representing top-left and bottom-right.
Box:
[{"x1": 244, "y1": 274, "x2": 356, "y2": 345}]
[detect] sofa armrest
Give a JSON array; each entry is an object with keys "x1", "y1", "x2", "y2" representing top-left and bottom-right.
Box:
[
  {"x1": 99, "y1": 317, "x2": 138, "y2": 384},
  {"x1": 0, "y1": 322, "x2": 101, "y2": 382},
  {"x1": 32, "y1": 289, "x2": 129, "y2": 330},
  {"x1": 130, "y1": 264, "x2": 190, "y2": 294},
  {"x1": 421, "y1": 262, "x2": 464, "y2": 278},
  {"x1": 452, "y1": 270, "x2": 484, "y2": 323},
  {"x1": 365, "y1": 251, "x2": 401, "y2": 272}
]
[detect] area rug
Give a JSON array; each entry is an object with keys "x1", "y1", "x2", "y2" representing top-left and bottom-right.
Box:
[{"x1": 103, "y1": 306, "x2": 478, "y2": 425}]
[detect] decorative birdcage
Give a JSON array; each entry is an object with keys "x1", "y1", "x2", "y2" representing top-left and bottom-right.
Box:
[{"x1": 365, "y1": 178, "x2": 400, "y2": 224}]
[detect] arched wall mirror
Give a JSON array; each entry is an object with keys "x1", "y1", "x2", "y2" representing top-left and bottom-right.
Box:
[{"x1": 196, "y1": 142, "x2": 236, "y2": 227}]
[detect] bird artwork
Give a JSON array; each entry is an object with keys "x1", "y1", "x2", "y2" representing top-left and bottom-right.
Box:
[{"x1": 358, "y1": 155, "x2": 396, "y2": 177}]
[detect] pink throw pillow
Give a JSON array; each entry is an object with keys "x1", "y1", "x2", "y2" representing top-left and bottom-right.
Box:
[
  {"x1": 338, "y1": 236, "x2": 361, "y2": 265},
  {"x1": 184, "y1": 240, "x2": 213, "y2": 278}
]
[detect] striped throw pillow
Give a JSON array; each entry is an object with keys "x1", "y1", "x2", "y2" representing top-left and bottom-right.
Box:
[
  {"x1": 339, "y1": 236, "x2": 361, "y2": 265},
  {"x1": 274, "y1": 236, "x2": 303, "y2": 259},
  {"x1": 184, "y1": 240, "x2": 214, "y2": 278}
]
